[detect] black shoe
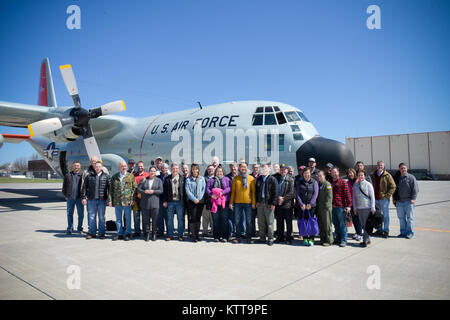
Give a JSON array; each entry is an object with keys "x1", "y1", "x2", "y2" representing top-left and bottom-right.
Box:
[
  {"x1": 275, "y1": 238, "x2": 284, "y2": 243},
  {"x1": 268, "y1": 240, "x2": 274, "y2": 246},
  {"x1": 66, "y1": 229, "x2": 73, "y2": 235},
  {"x1": 98, "y1": 234, "x2": 106, "y2": 240},
  {"x1": 382, "y1": 231, "x2": 389, "y2": 238},
  {"x1": 247, "y1": 238, "x2": 254, "y2": 244},
  {"x1": 112, "y1": 235, "x2": 123, "y2": 241},
  {"x1": 232, "y1": 238, "x2": 240, "y2": 244},
  {"x1": 256, "y1": 239, "x2": 266, "y2": 244},
  {"x1": 374, "y1": 229, "x2": 384, "y2": 236},
  {"x1": 145, "y1": 233, "x2": 150, "y2": 242},
  {"x1": 360, "y1": 242, "x2": 367, "y2": 247},
  {"x1": 86, "y1": 233, "x2": 94, "y2": 239},
  {"x1": 124, "y1": 235, "x2": 131, "y2": 241},
  {"x1": 134, "y1": 232, "x2": 141, "y2": 238},
  {"x1": 286, "y1": 240, "x2": 292, "y2": 245},
  {"x1": 214, "y1": 239, "x2": 219, "y2": 242}
]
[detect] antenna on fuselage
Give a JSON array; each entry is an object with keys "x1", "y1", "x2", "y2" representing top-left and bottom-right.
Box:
[{"x1": 197, "y1": 101, "x2": 202, "y2": 109}]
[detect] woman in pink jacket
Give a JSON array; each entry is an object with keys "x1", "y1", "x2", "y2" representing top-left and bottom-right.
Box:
[{"x1": 206, "y1": 166, "x2": 231, "y2": 242}]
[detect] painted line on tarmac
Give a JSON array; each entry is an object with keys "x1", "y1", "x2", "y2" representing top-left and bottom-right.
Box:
[
  {"x1": 390, "y1": 225, "x2": 450, "y2": 233},
  {"x1": 0, "y1": 265, "x2": 56, "y2": 300}
]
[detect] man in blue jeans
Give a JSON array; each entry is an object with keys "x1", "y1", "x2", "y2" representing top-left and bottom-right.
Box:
[
  {"x1": 62, "y1": 161, "x2": 84, "y2": 234},
  {"x1": 81, "y1": 161, "x2": 110, "y2": 239},
  {"x1": 393, "y1": 163, "x2": 418, "y2": 239},
  {"x1": 109, "y1": 161, "x2": 137, "y2": 241},
  {"x1": 371, "y1": 161, "x2": 397, "y2": 238},
  {"x1": 229, "y1": 162, "x2": 256, "y2": 244},
  {"x1": 163, "y1": 163, "x2": 186, "y2": 241}
]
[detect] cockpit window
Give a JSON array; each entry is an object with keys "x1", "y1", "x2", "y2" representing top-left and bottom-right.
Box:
[
  {"x1": 252, "y1": 114, "x2": 263, "y2": 126},
  {"x1": 273, "y1": 106, "x2": 280, "y2": 112},
  {"x1": 255, "y1": 107, "x2": 264, "y2": 113},
  {"x1": 284, "y1": 111, "x2": 301, "y2": 122},
  {"x1": 276, "y1": 112, "x2": 286, "y2": 124},
  {"x1": 290, "y1": 125, "x2": 300, "y2": 132},
  {"x1": 293, "y1": 133, "x2": 304, "y2": 140},
  {"x1": 265, "y1": 106, "x2": 273, "y2": 113},
  {"x1": 264, "y1": 113, "x2": 277, "y2": 125},
  {"x1": 297, "y1": 111, "x2": 310, "y2": 122}
]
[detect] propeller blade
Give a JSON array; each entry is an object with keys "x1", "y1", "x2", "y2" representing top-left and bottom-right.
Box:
[
  {"x1": 60, "y1": 64, "x2": 81, "y2": 108},
  {"x1": 100, "y1": 100, "x2": 126, "y2": 116},
  {"x1": 27, "y1": 117, "x2": 63, "y2": 136},
  {"x1": 89, "y1": 100, "x2": 126, "y2": 118},
  {"x1": 81, "y1": 125, "x2": 102, "y2": 161},
  {"x1": 83, "y1": 136, "x2": 102, "y2": 161}
]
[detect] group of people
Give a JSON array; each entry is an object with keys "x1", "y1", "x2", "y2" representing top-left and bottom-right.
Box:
[{"x1": 62, "y1": 155, "x2": 418, "y2": 247}]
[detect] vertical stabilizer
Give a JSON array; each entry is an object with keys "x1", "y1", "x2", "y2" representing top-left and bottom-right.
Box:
[{"x1": 38, "y1": 58, "x2": 57, "y2": 107}]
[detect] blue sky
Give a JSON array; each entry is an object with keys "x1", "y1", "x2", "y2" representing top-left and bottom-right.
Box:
[{"x1": 1, "y1": 0, "x2": 449, "y2": 164}]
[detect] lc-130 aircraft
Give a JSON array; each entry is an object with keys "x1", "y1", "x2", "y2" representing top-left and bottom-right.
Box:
[{"x1": 0, "y1": 58, "x2": 354, "y2": 176}]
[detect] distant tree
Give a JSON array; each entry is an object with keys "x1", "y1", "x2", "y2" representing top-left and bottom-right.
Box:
[
  {"x1": 0, "y1": 162, "x2": 11, "y2": 170},
  {"x1": 29, "y1": 153, "x2": 41, "y2": 160},
  {"x1": 11, "y1": 157, "x2": 28, "y2": 171}
]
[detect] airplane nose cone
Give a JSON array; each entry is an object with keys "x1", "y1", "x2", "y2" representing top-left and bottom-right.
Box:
[{"x1": 296, "y1": 136, "x2": 355, "y2": 170}]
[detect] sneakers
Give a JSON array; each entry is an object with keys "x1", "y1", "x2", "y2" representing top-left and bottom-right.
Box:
[
  {"x1": 220, "y1": 238, "x2": 227, "y2": 243},
  {"x1": 397, "y1": 234, "x2": 407, "y2": 238},
  {"x1": 214, "y1": 239, "x2": 220, "y2": 242},
  {"x1": 406, "y1": 234, "x2": 413, "y2": 239},
  {"x1": 112, "y1": 235, "x2": 123, "y2": 241},
  {"x1": 303, "y1": 239, "x2": 309, "y2": 246},
  {"x1": 339, "y1": 242, "x2": 346, "y2": 247},
  {"x1": 322, "y1": 243, "x2": 330, "y2": 247},
  {"x1": 308, "y1": 239, "x2": 314, "y2": 246}
]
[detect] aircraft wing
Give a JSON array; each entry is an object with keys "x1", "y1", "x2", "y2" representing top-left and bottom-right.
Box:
[{"x1": 0, "y1": 101, "x2": 56, "y2": 128}]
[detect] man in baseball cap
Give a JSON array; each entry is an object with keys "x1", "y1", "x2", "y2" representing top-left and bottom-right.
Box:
[{"x1": 307, "y1": 158, "x2": 320, "y2": 179}]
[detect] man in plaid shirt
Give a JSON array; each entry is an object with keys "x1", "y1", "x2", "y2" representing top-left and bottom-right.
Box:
[{"x1": 330, "y1": 167, "x2": 352, "y2": 247}]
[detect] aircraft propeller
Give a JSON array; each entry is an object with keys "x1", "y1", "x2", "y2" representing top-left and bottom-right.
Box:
[{"x1": 27, "y1": 64, "x2": 126, "y2": 161}]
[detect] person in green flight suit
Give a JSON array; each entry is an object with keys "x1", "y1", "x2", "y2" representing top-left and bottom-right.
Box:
[{"x1": 316, "y1": 170, "x2": 333, "y2": 246}]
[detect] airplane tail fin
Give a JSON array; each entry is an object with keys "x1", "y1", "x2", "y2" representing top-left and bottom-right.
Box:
[{"x1": 37, "y1": 58, "x2": 57, "y2": 107}]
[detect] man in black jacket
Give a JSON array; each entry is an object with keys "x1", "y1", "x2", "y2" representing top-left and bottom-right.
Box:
[
  {"x1": 81, "y1": 161, "x2": 110, "y2": 239},
  {"x1": 162, "y1": 163, "x2": 186, "y2": 241},
  {"x1": 62, "y1": 161, "x2": 84, "y2": 234},
  {"x1": 255, "y1": 163, "x2": 279, "y2": 246},
  {"x1": 275, "y1": 164, "x2": 296, "y2": 244}
]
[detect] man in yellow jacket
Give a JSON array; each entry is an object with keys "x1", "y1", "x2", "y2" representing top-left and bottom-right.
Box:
[{"x1": 230, "y1": 162, "x2": 256, "y2": 244}]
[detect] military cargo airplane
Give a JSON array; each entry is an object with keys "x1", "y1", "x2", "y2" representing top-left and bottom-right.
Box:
[{"x1": 0, "y1": 58, "x2": 354, "y2": 176}]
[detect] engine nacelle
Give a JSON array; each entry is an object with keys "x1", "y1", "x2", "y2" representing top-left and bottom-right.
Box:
[{"x1": 46, "y1": 126, "x2": 81, "y2": 142}]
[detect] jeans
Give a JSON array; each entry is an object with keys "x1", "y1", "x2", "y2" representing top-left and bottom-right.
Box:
[
  {"x1": 396, "y1": 201, "x2": 415, "y2": 237},
  {"x1": 115, "y1": 206, "x2": 132, "y2": 236},
  {"x1": 376, "y1": 198, "x2": 390, "y2": 233},
  {"x1": 67, "y1": 198, "x2": 84, "y2": 231},
  {"x1": 234, "y1": 203, "x2": 252, "y2": 239},
  {"x1": 212, "y1": 206, "x2": 228, "y2": 240},
  {"x1": 157, "y1": 199, "x2": 168, "y2": 236},
  {"x1": 351, "y1": 208, "x2": 362, "y2": 236},
  {"x1": 357, "y1": 208, "x2": 372, "y2": 244},
  {"x1": 87, "y1": 199, "x2": 106, "y2": 236},
  {"x1": 251, "y1": 208, "x2": 257, "y2": 237},
  {"x1": 133, "y1": 210, "x2": 143, "y2": 234},
  {"x1": 167, "y1": 200, "x2": 184, "y2": 238},
  {"x1": 332, "y1": 207, "x2": 347, "y2": 245},
  {"x1": 227, "y1": 206, "x2": 235, "y2": 238}
]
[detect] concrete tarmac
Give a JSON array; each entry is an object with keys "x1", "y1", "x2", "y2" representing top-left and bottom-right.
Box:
[{"x1": 0, "y1": 181, "x2": 449, "y2": 300}]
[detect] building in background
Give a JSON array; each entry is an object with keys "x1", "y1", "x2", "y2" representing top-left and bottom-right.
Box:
[
  {"x1": 346, "y1": 131, "x2": 450, "y2": 180},
  {"x1": 28, "y1": 160, "x2": 58, "y2": 179}
]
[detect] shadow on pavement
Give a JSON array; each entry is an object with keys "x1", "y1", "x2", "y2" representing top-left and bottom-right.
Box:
[{"x1": 0, "y1": 187, "x2": 63, "y2": 212}]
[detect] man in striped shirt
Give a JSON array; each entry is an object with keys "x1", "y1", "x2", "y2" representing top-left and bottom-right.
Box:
[{"x1": 330, "y1": 167, "x2": 352, "y2": 247}]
